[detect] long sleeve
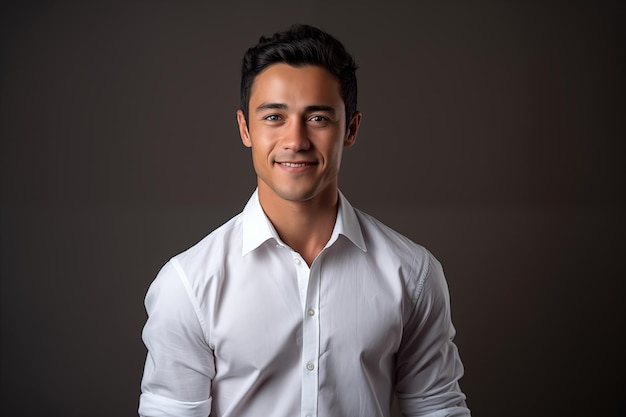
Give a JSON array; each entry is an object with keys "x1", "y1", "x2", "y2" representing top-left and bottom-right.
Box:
[
  {"x1": 395, "y1": 252, "x2": 470, "y2": 417},
  {"x1": 139, "y1": 260, "x2": 215, "y2": 417}
]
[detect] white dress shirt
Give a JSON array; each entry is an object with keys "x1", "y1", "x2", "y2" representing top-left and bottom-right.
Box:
[{"x1": 139, "y1": 190, "x2": 470, "y2": 417}]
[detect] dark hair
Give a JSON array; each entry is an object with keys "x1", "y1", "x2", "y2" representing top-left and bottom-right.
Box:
[{"x1": 240, "y1": 24, "x2": 358, "y2": 125}]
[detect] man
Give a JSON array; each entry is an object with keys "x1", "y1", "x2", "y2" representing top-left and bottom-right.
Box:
[{"x1": 139, "y1": 24, "x2": 470, "y2": 417}]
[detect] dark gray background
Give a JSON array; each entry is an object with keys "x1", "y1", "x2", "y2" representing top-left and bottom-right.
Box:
[{"x1": 1, "y1": 1, "x2": 624, "y2": 416}]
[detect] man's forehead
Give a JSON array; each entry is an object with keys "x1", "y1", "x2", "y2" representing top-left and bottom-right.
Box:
[{"x1": 249, "y1": 63, "x2": 342, "y2": 105}]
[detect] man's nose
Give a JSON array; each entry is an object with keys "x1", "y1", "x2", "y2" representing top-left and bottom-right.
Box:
[{"x1": 281, "y1": 119, "x2": 311, "y2": 151}]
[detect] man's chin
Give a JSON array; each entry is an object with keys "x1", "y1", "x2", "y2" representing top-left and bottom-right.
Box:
[
  {"x1": 258, "y1": 178, "x2": 336, "y2": 205},
  {"x1": 275, "y1": 189, "x2": 316, "y2": 203},
  {"x1": 261, "y1": 184, "x2": 317, "y2": 203}
]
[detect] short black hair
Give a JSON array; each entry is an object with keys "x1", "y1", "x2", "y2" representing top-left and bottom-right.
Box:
[{"x1": 240, "y1": 24, "x2": 358, "y2": 125}]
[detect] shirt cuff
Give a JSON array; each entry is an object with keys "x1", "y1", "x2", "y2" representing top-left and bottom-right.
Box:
[{"x1": 138, "y1": 392, "x2": 211, "y2": 417}]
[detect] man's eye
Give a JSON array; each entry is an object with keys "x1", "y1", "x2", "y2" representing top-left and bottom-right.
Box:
[
  {"x1": 264, "y1": 114, "x2": 280, "y2": 121},
  {"x1": 310, "y1": 115, "x2": 328, "y2": 122}
]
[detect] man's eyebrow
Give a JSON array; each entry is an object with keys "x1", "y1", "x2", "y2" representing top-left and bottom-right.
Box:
[
  {"x1": 255, "y1": 102, "x2": 287, "y2": 112},
  {"x1": 304, "y1": 105, "x2": 336, "y2": 114}
]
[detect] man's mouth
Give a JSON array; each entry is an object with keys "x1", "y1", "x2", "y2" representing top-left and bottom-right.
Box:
[{"x1": 277, "y1": 162, "x2": 314, "y2": 167}]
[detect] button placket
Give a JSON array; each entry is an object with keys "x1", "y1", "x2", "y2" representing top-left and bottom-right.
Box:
[{"x1": 300, "y1": 259, "x2": 320, "y2": 417}]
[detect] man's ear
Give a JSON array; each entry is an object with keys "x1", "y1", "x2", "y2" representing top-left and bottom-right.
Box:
[
  {"x1": 344, "y1": 111, "x2": 362, "y2": 148},
  {"x1": 236, "y1": 109, "x2": 252, "y2": 148}
]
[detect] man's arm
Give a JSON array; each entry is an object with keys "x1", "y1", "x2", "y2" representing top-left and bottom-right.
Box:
[
  {"x1": 395, "y1": 252, "x2": 470, "y2": 417},
  {"x1": 139, "y1": 260, "x2": 215, "y2": 417}
]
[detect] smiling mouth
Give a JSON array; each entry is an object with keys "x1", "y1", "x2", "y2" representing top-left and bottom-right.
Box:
[{"x1": 277, "y1": 162, "x2": 315, "y2": 167}]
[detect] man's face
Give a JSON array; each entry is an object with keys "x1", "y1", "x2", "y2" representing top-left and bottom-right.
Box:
[{"x1": 237, "y1": 64, "x2": 360, "y2": 205}]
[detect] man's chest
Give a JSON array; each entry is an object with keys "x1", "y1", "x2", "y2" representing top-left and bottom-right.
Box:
[{"x1": 206, "y1": 251, "x2": 405, "y2": 375}]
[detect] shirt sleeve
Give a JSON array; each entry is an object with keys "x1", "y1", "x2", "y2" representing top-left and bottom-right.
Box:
[
  {"x1": 138, "y1": 260, "x2": 215, "y2": 417},
  {"x1": 395, "y1": 252, "x2": 471, "y2": 417}
]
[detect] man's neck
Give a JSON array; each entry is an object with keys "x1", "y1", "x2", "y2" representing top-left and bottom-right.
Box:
[{"x1": 258, "y1": 185, "x2": 338, "y2": 266}]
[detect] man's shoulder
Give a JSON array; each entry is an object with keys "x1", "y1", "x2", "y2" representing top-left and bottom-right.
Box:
[
  {"x1": 354, "y1": 209, "x2": 423, "y2": 248},
  {"x1": 170, "y1": 211, "x2": 244, "y2": 271},
  {"x1": 352, "y1": 208, "x2": 444, "y2": 301},
  {"x1": 353, "y1": 208, "x2": 434, "y2": 265}
]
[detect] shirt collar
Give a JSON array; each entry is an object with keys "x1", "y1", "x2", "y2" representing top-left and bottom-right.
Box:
[
  {"x1": 241, "y1": 189, "x2": 367, "y2": 256},
  {"x1": 333, "y1": 190, "x2": 367, "y2": 252}
]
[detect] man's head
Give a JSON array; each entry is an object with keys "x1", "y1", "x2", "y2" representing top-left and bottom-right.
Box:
[
  {"x1": 239, "y1": 24, "x2": 358, "y2": 125},
  {"x1": 235, "y1": 25, "x2": 362, "y2": 206}
]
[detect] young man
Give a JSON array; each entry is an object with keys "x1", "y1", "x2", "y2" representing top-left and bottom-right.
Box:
[{"x1": 139, "y1": 24, "x2": 470, "y2": 417}]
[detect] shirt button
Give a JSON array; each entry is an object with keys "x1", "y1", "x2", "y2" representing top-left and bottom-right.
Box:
[
  {"x1": 306, "y1": 361, "x2": 315, "y2": 371},
  {"x1": 307, "y1": 308, "x2": 315, "y2": 316},
  {"x1": 294, "y1": 258, "x2": 301, "y2": 265}
]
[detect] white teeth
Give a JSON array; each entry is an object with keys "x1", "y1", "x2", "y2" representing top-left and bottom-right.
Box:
[{"x1": 280, "y1": 162, "x2": 308, "y2": 167}]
